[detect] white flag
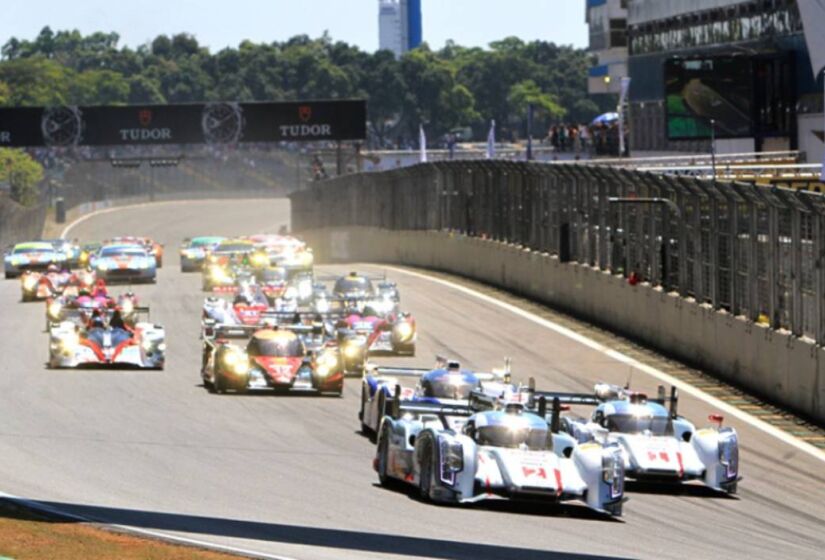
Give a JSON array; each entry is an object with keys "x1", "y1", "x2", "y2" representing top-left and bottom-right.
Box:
[
  {"x1": 419, "y1": 124, "x2": 427, "y2": 163},
  {"x1": 618, "y1": 77, "x2": 631, "y2": 157},
  {"x1": 486, "y1": 120, "x2": 496, "y2": 159}
]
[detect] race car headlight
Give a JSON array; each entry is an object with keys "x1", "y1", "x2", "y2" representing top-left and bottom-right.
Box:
[
  {"x1": 60, "y1": 332, "x2": 79, "y2": 350},
  {"x1": 284, "y1": 287, "x2": 298, "y2": 300},
  {"x1": 314, "y1": 299, "x2": 330, "y2": 313},
  {"x1": 141, "y1": 339, "x2": 155, "y2": 351},
  {"x1": 602, "y1": 449, "x2": 624, "y2": 499},
  {"x1": 48, "y1": 301, "x2": 62, "y2": 319},
  {"x1": 298, "y1": 251, "x2": 313, "y2": 267},
  {"x1": 317, "y1": 352, "x2": 338, "y2": 371},
  {"x1": 393, "y1": 322, "x2": 414, "y2": 342},
  {"x1": 251, "y1": 253, "x2": 269, "y2": 267},
  {"x1": 22, "y1": 276, "x2": 38, "y2": 291},
  {"x1": 344, "y1": 343, "x2": 363, "y2": 359},
  {"x1": 718, "y1": 432, "x2": 738, "y2": 479},
  {"x1": 374, "y1": 299, "x2": 394, "y2": 314},
  {"x1": 222, "y1": 350, "x2": 249, "y2": 374},
  {"x1": 317, "y1": 364, "x2": 331, "y2": 377},
  {"x1": 439, "y1": 438, "x2": 463, "y2": 483},
  {"x1": 210, "y1": 266, "x2": 230, "y2": 282},
  {"x1": 96, "y1": 262, "x2": 110, "y2": 271},
  {"x1": 80, "y1": 272, "x2": 94, "y2": 286}
]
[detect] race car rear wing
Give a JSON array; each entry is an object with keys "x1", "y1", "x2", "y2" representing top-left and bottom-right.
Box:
[
  {"x1": 211, "y1": 322, "x2": 325, "y2": 340},
  {"x1": 385, "y1": 385, "x2": 474, "y2": 426}
]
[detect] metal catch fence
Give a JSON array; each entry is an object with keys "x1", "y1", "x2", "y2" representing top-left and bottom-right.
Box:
[{"x1": 291, "y1": 160, "x2": 825, "y2": 345}]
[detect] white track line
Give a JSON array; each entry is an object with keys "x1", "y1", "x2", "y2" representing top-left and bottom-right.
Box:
[
  {"x1": 382, "y1": 264, "x2": 825, "y2": 465},
  {"x1": 0, "y1": 491, "x2": 298, "y2": 560}
]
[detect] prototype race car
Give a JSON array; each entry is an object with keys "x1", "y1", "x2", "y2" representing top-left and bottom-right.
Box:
[
  {"x1": 359, "y1": 359, "x2": 512, "y2": 437},
  {"x1": 4, "y1": 241, "x2": 69, "y2": 278},
  {"x1": 561, "y1": 383, "x2": 740, "y2": 494},
  {"x1": 91, "y1": 244, "x2": 157, "y2": 283},
  {"x1": 247, "y1": 234, "x2": 314, "y2": 271},
  {"x1": 201, "y1": 324, "x2": 343, "y2": 395},
  {"x1": 179, "y1": 236, "x2": 225, "y2": 272},
  {"x1": 48, "y1": 307, "x2": 165, "y2": 369},
  {"x1": 20, "y1": 265, "x2": 71, "y2": 301},
  {"x1": 336, "y1": 305, "x2": 416, "y2": 359},
  {"x1": 47, "y1": 289, "x2": 140, "y2": 330},
  {"x1": 374, "y1": 395, "x2": 625, "y2": 516}
]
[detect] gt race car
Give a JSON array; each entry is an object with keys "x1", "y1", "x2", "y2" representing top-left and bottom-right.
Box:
[
  {"x1": 91, "y1": 244, "x2": 157, "y2": 283},
  {"x1": 374, "y1": 395, "x2": 625, "y2": 517},
  {"x1": 49, "y1": 307, "x2": 165, "y2": 369},
  {"x1": 106, "y1": 236, "x2": 164, "y2": 267},
  {"x1": 179, "y1": 236, "x2": 225, "y2": 272},
  {"x1": 201, "y1": 324, "x2": 343, "y2": 395},
  {"x1": 561, "y1": 383, "x2": 740, "y2": 494},
  {"x1": 4, "y1": 241, "x2": 68, "y2": 278}
]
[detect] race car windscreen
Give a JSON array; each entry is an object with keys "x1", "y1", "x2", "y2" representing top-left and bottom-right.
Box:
[
  {"x1": 334, "y1": 276, "x2": 373, "y2": 294},
  {"x1": 15, "y1": 246, "x2": 53, "y2": 254},
  {"x1": 191, "y1": 238, "x2": 220, "y2": 247},
  {"x1": 247, "y1": 336, "x2": 305, "y2": 357},
  {"x1": 261, "y1": 268, "x2": 286, "y2": 282},
  {"x1": 606, "y1": 414, "x2": 669, "y2": 435},
  {"x1": 214, "y1": 243, "x2": 254, "y2": 254},
  {"x1": 422, "y1": 375, "x2": 479, "y2": 400},
  {"x1": 475, "y1": 425, "x2": 548, "y2": 451},
  {"x1": 100, "y1": 247, "x2": 148, "y2": 257}
]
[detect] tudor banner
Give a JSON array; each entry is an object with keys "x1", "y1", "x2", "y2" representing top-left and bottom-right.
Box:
[{"x1": 0, "y1": 99, "x2": 366, "y2": 147}]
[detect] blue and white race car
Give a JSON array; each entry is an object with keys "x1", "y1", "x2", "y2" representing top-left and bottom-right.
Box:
[
  {"x1": 374, "y1": 396, "x2": 625, "y2": 516},
  {"x1": 90, "y1": 244, "x2": 157, "y2": 283},
  {"x1": 359, "y1": 358, "x2": 515, "y2": 439},
  {"x1": 4, "y1": 241, "x2": 68, "y2": 278},
  {"x1": 561, "y1": 383, "x2": 740, "y2": 494}
]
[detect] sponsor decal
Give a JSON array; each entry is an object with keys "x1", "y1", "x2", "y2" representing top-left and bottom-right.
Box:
[
  {"x1": 119, "y1": 108, "x2": 173, "y2": 142},
  {"x1": 279, "y1": 123, "x2": 333, "y2": 138},
  {"x1": 298, "y1": 105, "x2": 312, "y2": 122}
]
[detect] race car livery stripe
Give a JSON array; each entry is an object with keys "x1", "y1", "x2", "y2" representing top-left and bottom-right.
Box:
[
  {"x1": 676, "y1": 451, "x2": 684, "y2": 478},
  {"x1": 79, "y1": 339, "x2": 106, "y2": 362},
  {"x1": 554, "y1": 468, "x2": 563, "y2": 497}
]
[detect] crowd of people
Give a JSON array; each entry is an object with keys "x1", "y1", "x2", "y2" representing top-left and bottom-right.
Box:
[{"x1": 545, "y1": 121, "x2": 623, "y2": 157}]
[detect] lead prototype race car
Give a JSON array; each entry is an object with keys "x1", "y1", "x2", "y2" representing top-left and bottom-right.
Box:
[
  {"x1": 48, "y1": 307, "x2": 165, "y2": 369},
  {"x1": 561, "y1": 383, "x2": 740, "y2": 494},
  {"x1": 374, "y1": 393, "x2": 625, "y2": 517}
]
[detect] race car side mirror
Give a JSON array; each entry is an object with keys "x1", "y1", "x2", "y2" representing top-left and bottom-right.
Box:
[
  {"x1": 550, "y1": 397, "x2": 561, "y2": 433},
  {"x1": 708, "y1": 413, "x2": 724, "y2": 427}
]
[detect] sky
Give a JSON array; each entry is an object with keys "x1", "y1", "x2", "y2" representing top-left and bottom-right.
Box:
[{"x1": 1, "y1": 0, "x2": 588, "y2": 53}]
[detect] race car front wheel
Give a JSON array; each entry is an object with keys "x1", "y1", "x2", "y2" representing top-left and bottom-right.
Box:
[
  {"x1": 418, "y1": 443, "x2": 433, "y2": 501},
  {"x1": 377, "y1": 430, "x2": 390, "y2": 486}
]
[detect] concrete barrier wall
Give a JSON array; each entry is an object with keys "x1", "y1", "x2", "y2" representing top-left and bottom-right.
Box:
[{"x1": 302, "y1": 226, "x2": 825, "y2": 424}]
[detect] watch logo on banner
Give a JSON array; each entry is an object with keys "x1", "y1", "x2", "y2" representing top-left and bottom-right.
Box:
[
  {"x1": 120, "y1": 108, "x2": 172, "y2": 142},
  {"x1": 280, "y1": 104, "x2": 332, "y2": 139}
]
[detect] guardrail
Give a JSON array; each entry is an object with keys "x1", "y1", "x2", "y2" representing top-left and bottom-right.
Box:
[{"x1": 292, "y1": 160, "x2": 825, "y2": 346}]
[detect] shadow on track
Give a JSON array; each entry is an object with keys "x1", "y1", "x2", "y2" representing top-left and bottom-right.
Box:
[
  {"x1": 624, "y1": 480, "x2": 738, "y2": 499},
  {"x1": 2, "y1": 498, "x2": 635, "y2": 560}
]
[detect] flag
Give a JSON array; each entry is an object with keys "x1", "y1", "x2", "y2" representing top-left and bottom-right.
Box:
[
  {"x1": 419, "y1": 124, "x2": 427, "y2": 163},
  {"x1": 618, "y1": 77, "x2": 631, "y2": 157},
  {"x1": 486, "y1": 120, "x2": 496, "y2": 159},
  {"x1": 797, "y1": 1, "x2": 825, "y2": 78}
]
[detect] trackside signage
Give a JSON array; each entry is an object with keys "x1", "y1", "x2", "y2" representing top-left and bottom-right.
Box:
[{"x1": 0, "y1": 99, "x2": 366, "y2": 147}]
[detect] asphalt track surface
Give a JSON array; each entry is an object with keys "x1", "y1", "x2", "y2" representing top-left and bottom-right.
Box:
[{"x1": 1, "y1": 198, "x2": 824, "y2": 560}]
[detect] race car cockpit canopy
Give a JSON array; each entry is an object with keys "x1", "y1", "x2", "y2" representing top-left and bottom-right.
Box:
[
  {"x1": 597, "y1": 400, "x2": 671, "y2": 435},
  {"x1": 470, "y1": 410, "x2": 549, "y2": 451},
  {"x1": 246, "y1": 329, "x2": 305, "y2": 358},
  {"x1": 334, "y1": 273, "x2": 374, "y2": 296},
  {"x1": 419, "y1": 368, "x2": 482, "y2": 400}
]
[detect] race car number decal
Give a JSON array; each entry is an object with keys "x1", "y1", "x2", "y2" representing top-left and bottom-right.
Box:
[
  {"x1": 647, "y1": 450, "x2": 671, "y2": 463},
  {"x1": 522, "y1": 466, "x2": 548, "y2": 479}
]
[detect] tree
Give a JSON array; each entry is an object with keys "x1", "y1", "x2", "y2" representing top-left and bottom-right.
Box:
[
  {"x1": 0, "y1": 57, "x2": 70, "y2": 105},
  {"x1": 0, "y1": 148, "x2": 44, "y2": 206}
]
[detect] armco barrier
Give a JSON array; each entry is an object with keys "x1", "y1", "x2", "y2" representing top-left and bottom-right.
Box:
[{"x1": 300, "y1": 226, "x2": 825, "y2": 424}]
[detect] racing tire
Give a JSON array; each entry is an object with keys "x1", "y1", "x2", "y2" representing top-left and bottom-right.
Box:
[
  {"x1": 373, "y1": 391, "x2": 387, "y2": 443},
  {"x1": 377, "y1": 429, "x2": 390, "y2": 486},
  {"x1": 359, "y1": 384, "x2": 370, "y2": 434},
  {"x1": 418, "y1": 443, "x2": 433, "y2": 501},
  {"x1": 213, "y1": 372, "x2": 226, "y2": 395}
]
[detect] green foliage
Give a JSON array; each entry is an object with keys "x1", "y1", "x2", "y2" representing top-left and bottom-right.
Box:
[
  {"x1": 0, "y1": 148, "x2": 44, "y2": 206},
  {"x1": 0, "y1": 26, "x2": 611, "y2": 143}
]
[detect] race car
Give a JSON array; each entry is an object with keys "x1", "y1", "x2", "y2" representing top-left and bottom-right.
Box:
[
  {"x1": 91, "y1": 244, "x2": 157, "y2": 283},
  {"x1": 373, "y1": 395, "x2": 625, "y2": 517},
  {"x1": 336, "y1": 305, "x2": 416, "y2": 359},
  {"x1": 201, "y1": 324, "x2": 343, "y2": 395},
  {"x1": 359, "y1": 359, "x2": 512, "y2": 437},
  {"x1": 561, "y1": 383, "x2": 740, "y2": 494},
  {"x1": 251, "y1": 267, "x2": 313, "y2": 306},
  {"x1": 4, "y1": 241, "x2": 69, "y2": 278},
  {"x1": 106, "y1": 236, "x2": 164, "y2": 268},
  {"x1": 206, "y1": 239, "x2": 268, "y2": 268},
  {"x1": 48, "y1": 307, "x2": 165, "y2": 369},
  {"x1": 247, "y1": 234, "x2": 314, "y2": 271},
  {"x1": 201, "y1": 288, "x2": 272, "y2": 333},
  {"x1": 58, "y1": 269, "x2": 98, "y2": 298},
  {"x1": 20, "y1": 265, "x2": 71, "y2": 301},
  {"x1": 179, "y1": 236, "x2": 225, "y2": 272}
]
